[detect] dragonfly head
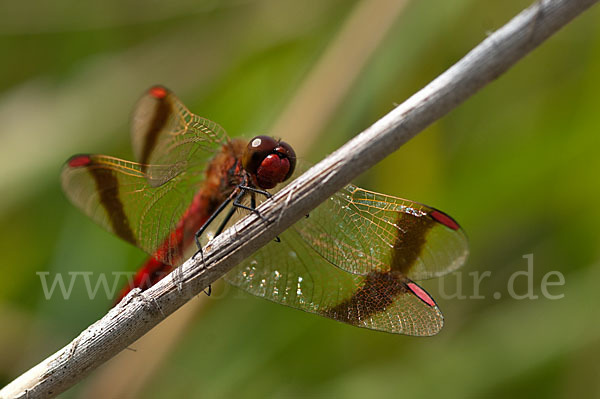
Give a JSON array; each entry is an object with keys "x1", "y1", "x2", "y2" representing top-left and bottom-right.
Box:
[{"x1": 242, "y1": 136, "x2": 296, "y2": 189}]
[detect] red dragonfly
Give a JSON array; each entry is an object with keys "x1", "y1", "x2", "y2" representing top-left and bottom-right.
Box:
[{"x1": 61, "y1": 86, "x2": 468, "y2": 336}]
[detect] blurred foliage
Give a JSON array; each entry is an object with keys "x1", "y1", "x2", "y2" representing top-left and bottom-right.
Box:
[{"x1": 1, "y1": 0, "x2": 599, "y2": 398}]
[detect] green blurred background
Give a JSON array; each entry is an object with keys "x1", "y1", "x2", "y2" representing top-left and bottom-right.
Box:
[{"x1": 1, "y1": 0, "x2": 599, "y2": 398}]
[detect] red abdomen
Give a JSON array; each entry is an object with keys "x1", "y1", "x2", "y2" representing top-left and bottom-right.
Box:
[{"x1": 114, "y1": 188, "x2": 220, "y2": 303}]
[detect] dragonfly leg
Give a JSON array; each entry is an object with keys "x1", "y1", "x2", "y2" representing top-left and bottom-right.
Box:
[
  {"x1": 242, "y1": 183, "x2": 306, "y2": 223},
  {"x1": 192, "y1": 195, "x2": 234, "y2": 262},
  {"x1": 239, "y1": 185, "x2": 272, "y2": 199},
  {"x1": 232, "y1": 190, "x2": 261, "y2": 215},
  {"x1": 233, "y1": 189, "x2": 272, "y2": 228},
  {"x1": 249, "y1": 192, "x2": 279, "y2": 242},
  {"x1": 191, "y1": 246, "x2": 204, "y2": 263}
]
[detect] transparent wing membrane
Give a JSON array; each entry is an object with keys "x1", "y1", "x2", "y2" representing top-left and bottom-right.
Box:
[
  {"x1": 131, "y1": 85, "x2": 228, "y2": 179},
  {"x1": 62, "y1": 154, "x2": 203, "y2": 265},
  {"x1": 226, "y1": 184, "x2": 468, "y2": 335},
  {"x1": 225, "y1": 227, "x2": 445, "y2": 336},
  {"x1": 61, "y1": 87, "x2": 231, "y2": 266},
  {"x1": 294, "y1": 185, "x2": 468, "y2": 280}
]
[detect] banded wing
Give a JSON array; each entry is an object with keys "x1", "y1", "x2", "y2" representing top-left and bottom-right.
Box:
[
  {"x1": 130, "y1": 86, "x2": 228, "y2": 183},
  {"x1": 295, "y1": 185, "x2": 468, "y2": 280},
  {"x1": 225, "y1": 185, "x2": 468, "y2": 336},
  {"x1": 61, "y1": 87, "x2": 229, "y2": 265}
]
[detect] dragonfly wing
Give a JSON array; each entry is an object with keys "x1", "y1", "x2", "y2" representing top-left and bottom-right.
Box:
[
  {"x1": 130, "y1": 85, "x2": 228, "y2": 186},
  {"x1": 62, "y1": 86, "x2": 233, "y2": 265},
  {"x1": 225, "y1": 181, "x2": 466, "y2": 334},
  {"x1": 61, "y1": 154, "x2": 212, "y2": 266},
  {"x1": 293, "y1": 185, "x2": 468, "y2": 280},
  {"x1": 225, "y1": 227, "x2": 444, "y2": 336}
]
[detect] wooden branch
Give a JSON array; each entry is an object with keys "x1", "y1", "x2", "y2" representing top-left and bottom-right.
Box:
[{"x1": 2, "y1": 0, "x2": 597, "y2": 397}]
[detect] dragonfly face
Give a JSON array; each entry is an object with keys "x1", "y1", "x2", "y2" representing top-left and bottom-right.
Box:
[
  {"x1": 242, "y1": 135, "x2": 296, "y2": 189},
  {"x1": 61, "y1": 85, "x2": 468, "y2": 336}
]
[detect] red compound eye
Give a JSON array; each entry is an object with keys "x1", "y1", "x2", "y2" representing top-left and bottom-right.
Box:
[{"x1": 242, "y1": 136, "x2": 296, "y2": 189}]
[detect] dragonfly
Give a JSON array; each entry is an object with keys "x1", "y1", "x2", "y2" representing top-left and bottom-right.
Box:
[{"x1": 61, "y1": 86, "x2": 468, "y2": 336}]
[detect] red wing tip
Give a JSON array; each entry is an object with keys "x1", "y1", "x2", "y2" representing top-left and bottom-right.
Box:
[
  {"x1": 407, "y1": 282, "x2": 437, "y2": 307},
  {"x1": 149, "y1": 86, "x2": 168, "y2": 99},
  {"x1": 430, "y1": 210, "x2": 460, "y2": 231},
  {"x1": 67, "y1": 154, "x2": 92, "y2": 168}
]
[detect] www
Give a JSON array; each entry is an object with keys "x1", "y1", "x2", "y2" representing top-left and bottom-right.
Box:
[{"x1": 36, "y1": 272, "x2": 135, "y2": 300}]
